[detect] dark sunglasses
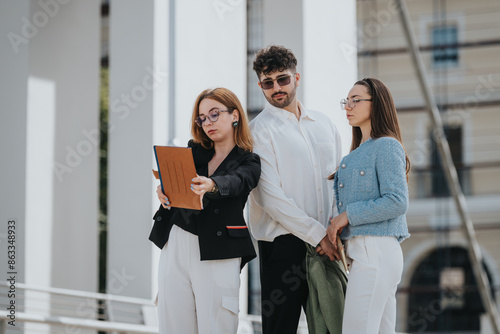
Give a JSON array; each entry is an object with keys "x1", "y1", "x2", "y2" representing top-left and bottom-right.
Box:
[
  {"x1": 195, "y1": 108, "x2": 232, "y2": 127},
  {"x1": 260, "y1": 73, "x2": 296, "y2": 90}
]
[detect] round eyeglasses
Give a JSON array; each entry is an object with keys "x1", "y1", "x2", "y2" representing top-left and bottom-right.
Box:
[
  {"x1": 195, "y1": 108, "x2": 232, "y2": 127},
  {"x1": 340, "y1": 98, "x2": 372, "y2": 110}
]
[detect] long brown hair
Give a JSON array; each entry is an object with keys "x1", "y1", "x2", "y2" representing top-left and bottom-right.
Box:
[
  {"x1": 191, "y1": 87, "x2": 253, "y2": 151},
  {"x1": 329, "y1": 78, "x2": 410, "y2": 180}
]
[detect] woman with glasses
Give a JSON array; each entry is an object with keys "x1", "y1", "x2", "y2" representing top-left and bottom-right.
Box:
[
  {"x1": 149, "y1": 87, "x2": 260, "y2": 334},
  {"x1": 327, "y1": 78, "x2": 410, "y2": 334}
]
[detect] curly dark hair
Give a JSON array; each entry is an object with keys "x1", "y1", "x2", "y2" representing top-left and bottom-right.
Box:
[{"x1": 252, "y1": 45, "x2": 297, "y2": 78}]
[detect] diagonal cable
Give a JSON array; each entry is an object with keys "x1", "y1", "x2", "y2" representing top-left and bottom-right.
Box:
[{"x1": 395, "y1": 0, "x2": 500, "y2": 332}]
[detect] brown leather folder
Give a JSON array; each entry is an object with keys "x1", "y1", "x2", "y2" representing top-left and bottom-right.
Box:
[{"x1": 153, "y1": 146, "x2": 202, "y2": 210}]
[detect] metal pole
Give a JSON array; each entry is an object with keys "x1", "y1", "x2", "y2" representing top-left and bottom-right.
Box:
[{"x1": 395, "y1": 0, "x2": 500, "y2": 332}]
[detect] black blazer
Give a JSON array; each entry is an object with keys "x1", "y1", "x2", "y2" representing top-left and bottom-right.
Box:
[{"x1": 149, "y1": 140, "x2": 261, "y2": 268}]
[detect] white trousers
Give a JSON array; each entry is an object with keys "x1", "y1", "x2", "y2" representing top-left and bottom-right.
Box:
[
  {"x1": 342, "y1": 236, "x2": 403, "y2": 334},
  {"x1": 157, "y1": 225, "x2": 241, "y2": 334}
]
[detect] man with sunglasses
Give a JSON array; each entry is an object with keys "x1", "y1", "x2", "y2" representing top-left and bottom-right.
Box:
[{"x1": 249, "y1": 45, "x2": 343, "y2": 333}]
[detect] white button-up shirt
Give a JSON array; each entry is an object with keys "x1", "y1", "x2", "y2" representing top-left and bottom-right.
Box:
[{"x1": 249, "y1": 102, "x2": 342, "y2": 247}]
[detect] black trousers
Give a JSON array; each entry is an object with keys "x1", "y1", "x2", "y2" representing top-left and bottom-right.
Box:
[{"x1": 259, "y1": 234, "x2": 308, "y2": 334}]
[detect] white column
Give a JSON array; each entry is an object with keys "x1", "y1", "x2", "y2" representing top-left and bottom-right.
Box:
[
  {"x1": 103, "y1": 0, "x2": 171, "y2": 312},
  {"x1": 174, "y1": 0, "x2": 248, "y2": 145},
  {"x1": 262, "y1": 0, "x2": 357, "y2": 155},
  {"x1": 0, "y1": 0, "x2": 100, "y2": 287},
  {"x1": 174, "y1": 0, "x2": 248, "y2": 314},
  {"x1": 108, "y1": 0, "x2": 168, "y2": 299},
  {"x1": 303, "y1": 1, "x2": 357, "y2": 155},
  {"x1": 0, "y1": 0, "x2": 30, "y2": 290},
  {"x1": 107, "y1": 0, "x2": 247, "y2": 300},
  {"x1": 0, "y1": 2, "x2": 31, "y2": 327},
  {"x1": 1, "y1": 0, "x2": 100, "y2": 332},
  {"x1": 28, "y1": 0, "x2": 101, "y2": 291}
]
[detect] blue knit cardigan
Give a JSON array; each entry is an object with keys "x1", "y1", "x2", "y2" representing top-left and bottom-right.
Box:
[{"x1": 334, "y1": 137, "x2": 410, "y2": 242}]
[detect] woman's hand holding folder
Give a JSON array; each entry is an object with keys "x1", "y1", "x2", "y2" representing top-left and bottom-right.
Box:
[{"x1": 156, "y1": 185, "x2": 171, "y2": 210}]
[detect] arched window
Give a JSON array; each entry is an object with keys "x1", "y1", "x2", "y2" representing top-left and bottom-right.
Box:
[{"x1": 408, "y1": 247, "x2": 494, "y2": 332}]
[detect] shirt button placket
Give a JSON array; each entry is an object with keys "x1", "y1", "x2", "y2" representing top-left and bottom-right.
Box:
[{"x1": 300, "y1": 124, "x2": 323, "y2": 219}]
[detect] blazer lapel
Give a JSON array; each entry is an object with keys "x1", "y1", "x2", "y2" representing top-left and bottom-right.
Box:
[
  {"x1": 211, "y1": 145, "x2": 246, "y2": 176},
  {"x1": 193, "y1": 145, "x2": 214, "y2": 170}
]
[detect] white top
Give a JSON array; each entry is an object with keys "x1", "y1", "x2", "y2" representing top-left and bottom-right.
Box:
[{"x1": 248, "y1": 102, "x2": 342, "y2": 247}]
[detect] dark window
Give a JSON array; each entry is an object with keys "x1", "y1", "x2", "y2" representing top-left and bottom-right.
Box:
[
  {"x1": 430, "y1": 126, "x2": 469, "y2": 197},
  {"x1": 408, "y1": 247, "x2": 494, "y2": 332},
  {"x1": 432, "y1": 26, "x2": 459, "y2": 68}
]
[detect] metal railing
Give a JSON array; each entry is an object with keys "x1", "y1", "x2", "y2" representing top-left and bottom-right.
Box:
[
  {"x1": 0, "y1": 281, "x2": 414, "y2": 334},
  {"x1": 0, "y1": 310, "x2": 158, "y2": 334},
  {"x1": 0, "y1": 281, "x2": 297, "y2": 334},
  {"x1": 0, "y1": 281, "x2": 157, "y2": 334},
  {"x1": 0, "y1": 311, "x2": 307, "y2": 334}
]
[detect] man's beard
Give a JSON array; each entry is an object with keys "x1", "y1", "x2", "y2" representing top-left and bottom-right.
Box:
[{"x1": 265, "y1": 83, "x2": 297, "y2": 109}]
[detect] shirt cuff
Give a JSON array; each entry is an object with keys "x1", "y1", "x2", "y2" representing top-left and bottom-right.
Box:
[{"x1": 305, "y1": 223, "x2": 327, "y2": 247}]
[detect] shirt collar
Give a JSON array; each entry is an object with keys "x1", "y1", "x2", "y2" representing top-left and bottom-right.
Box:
[{"x1": 264, "y1": 101, "x2": 316, "y2": 121}]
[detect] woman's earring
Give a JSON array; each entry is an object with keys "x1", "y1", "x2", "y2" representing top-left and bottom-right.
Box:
[{"x1": 232, "y1": 121, "x2": 238, "y2": 127}]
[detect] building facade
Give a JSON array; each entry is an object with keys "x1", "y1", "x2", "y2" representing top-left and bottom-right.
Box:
[
  {"x1": 356, "y1": 0, "x2": 500, "y2": 332},
  {"x1": 2, "y1": 0, "x2": 498, "y2": 332}
]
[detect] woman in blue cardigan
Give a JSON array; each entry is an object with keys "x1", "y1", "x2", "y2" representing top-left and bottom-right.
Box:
[{"x1": 327, "y1": 78, "x2": 410, "y2": 334}]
